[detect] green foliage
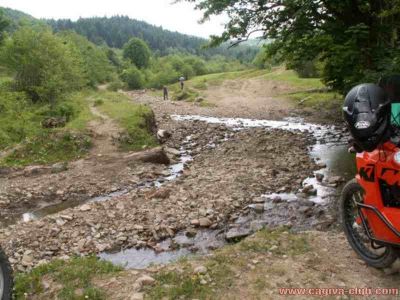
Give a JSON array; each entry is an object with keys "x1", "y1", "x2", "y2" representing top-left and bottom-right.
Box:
[
  {"x1": 121, "y1": 66, "x2": 145, "y2": 89},
  {"x1": 0, "y1": 8, "x2": 10, "y2": 42},
  {"x1": 59, "y1": 31, "x2": 113, "y2": 86},
  {"x1": 106, "y1": 79, "x2": 124, "y2": 92},
  {"x1": 14, "y1": 256, "x2": 122, "y2": 300},
  {"x1": 0, "y1": 89, "x2": 37, "y2": 149},
  {"x1": 0, "y1": 26, "x2": 86, "y2": 103},
  {"x1": 0, "y1": 89, "x2": 95, "y2": 165},
  {"x1": 46, "y1": 15, "x2": 259, "y2": 62},
  {"x1": 1, "y1": 130, "x2": 92, "y2": 167},
  {"x1": 123, "y1": 37, "x2": 151, "y2": 69},
  {"x1": 186, "y1": 0, "x2": 400, "y2": 93}
]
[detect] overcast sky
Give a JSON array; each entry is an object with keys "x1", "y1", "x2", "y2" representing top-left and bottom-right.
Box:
[{"x1": 0, "y1": 0, "x2": 227, "y2": 38}]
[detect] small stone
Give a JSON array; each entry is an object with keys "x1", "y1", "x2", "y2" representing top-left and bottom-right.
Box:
[
  {"x1": 164, "y1": 147, "x2": 181, "y2": 156},
  {"x1": 136, "y1": 275, "x2": 155, "y2": 286},
  {"x1": 253, "y1": 197, "x2": 265, "y2": 204},
  {"x1": 190, "y1": 219, "x2": 200, "y2": 226},
  {"x1": 315, "y1": 173, "x2": 324, "y2": 182},
  {"x1": 249, "y1": 204, "x2": 264, "y2": 213},
  {"x1": 194, "y1": 266, "x2": 207, "y2": 275},
  {"x1": 225, "y1": 228, "x2": 252, "y2": 241},
  {"x1": 198, "y1": 217, "x2": 212, "y2": 228},
  {"x1": 79, "y1": 204, "x2": 91, "y2": 211},
  {"x1": 130, "y1": 293, "x2": 144, "y2": 300},
  {"x1": 21, "y1": 253, "x2": 34, "y2": 266}
]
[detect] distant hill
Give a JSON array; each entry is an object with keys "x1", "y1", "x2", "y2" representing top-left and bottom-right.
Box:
[
  {"x1": 2, "y1": 7, "x2": 39, "y2": 31},
  {"x1": 46, "y1": 16, "x2": 259, "y2": 61},
  {"x1": 1, "y1": 8, "x2": 259, "y2": 62}
]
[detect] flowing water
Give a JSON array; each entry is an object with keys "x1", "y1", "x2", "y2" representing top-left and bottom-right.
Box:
[{"x1": 99, "y1": 115, "x2": 356, "y2": 269}]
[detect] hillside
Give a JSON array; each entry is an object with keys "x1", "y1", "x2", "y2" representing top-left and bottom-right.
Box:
[
  {"x1": 2, "y1": 7, "x2": 39, "y2": 31},
  {"x1": 48, "y1": 16, "x2": 258, "y2": 61},
  {"x1": 1, "y1": 7, "x2": 259, "y2": 62}
]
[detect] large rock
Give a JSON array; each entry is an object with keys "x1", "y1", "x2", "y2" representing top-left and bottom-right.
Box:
[
  {"x1": 41, "y1": 117, "x2": 66, "y2": 128},
  {"x1": 125, "y1": 147, "x2": 170, "y2": 165},
  {"x1": 225, "y1": 227, "x2": 252, "y2": 241},
  {"x1": 157, "y1": 129, "x2": 171, "y2": 143}
]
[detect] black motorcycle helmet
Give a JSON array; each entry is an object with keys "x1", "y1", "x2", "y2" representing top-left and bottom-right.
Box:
[{"x1": 343, "y1": 83, "x2": 391, "y2": 152}]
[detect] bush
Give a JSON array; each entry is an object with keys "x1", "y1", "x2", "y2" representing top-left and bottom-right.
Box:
[
  {"x1": 107, "y1": 79, "x2": 124, "y2": 92},
  {"x1": 294, "y1": 59, "x2": 321, "y2": 78},
  {"x1": 0, "y1": 27, "x2": 86, "y2": 104},
  {"x1": 121, "y1": 66, "x2": 145, "y2": 89},
  {"x1": 94, "y1": 99, "x2": 104, "y2": 106}
]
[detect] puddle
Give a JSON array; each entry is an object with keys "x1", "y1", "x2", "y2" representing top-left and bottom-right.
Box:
[
  {"x1": 99, "y1": 230, "x2": 225, "y2": 269},
  {"x1": 99, "y1": 245, "x2": 191, "y2": 269}
]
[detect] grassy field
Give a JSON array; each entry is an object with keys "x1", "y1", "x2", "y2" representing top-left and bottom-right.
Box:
[
  {"x1": 94, "y1": 91, "x2": 158, "y2": 151},
  {"x1": 0, "y1": 91, "x2": 96, "y2": 167}
]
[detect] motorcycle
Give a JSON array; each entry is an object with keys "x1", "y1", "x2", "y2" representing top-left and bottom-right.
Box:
[
  {"x1": 0, "y1": 246, "x2": 12, "y2": 300},
  {"x1": 341, "y1": 82, "x2": 400, "y2": 268}
]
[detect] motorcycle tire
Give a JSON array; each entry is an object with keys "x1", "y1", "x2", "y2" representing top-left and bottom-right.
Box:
[
  {"x1": 340, "y1": 179, "x2": 398, "y2": 269},
  {"x1": 0, "y1": 247, "x2": 12, "y2": 300}
]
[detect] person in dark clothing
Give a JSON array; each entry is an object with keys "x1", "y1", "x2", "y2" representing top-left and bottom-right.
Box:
[
  {"x1": 163, "y1": 86, "x2": 168, "y2": 100},
  {"x1": 179, "y1": 76, "x2": 185, "y2": 90}
]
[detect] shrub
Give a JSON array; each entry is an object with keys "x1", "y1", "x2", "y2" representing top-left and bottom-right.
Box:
[
  {"x1": 121, "y1": 66, "x2": 145, "y2": 89},
  {"x1": 0, "y1": 27, "x2": 86, "y2": 104},
  {"x1": 107, "y1": 79, "x2": 124, "y2": 92}
]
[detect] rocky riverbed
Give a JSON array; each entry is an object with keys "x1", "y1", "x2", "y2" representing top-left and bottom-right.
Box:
[{"x1": 0, "y1": 118, "x2": 338, "y2": 270}]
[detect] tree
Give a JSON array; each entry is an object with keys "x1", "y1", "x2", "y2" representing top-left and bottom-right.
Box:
[
  {"x1": 123, "y1": 37, "x2": 151, "y2": 69},
  {"x1": 0, "y1": 9, "x2": 10, "y2": 42},
  {"x1": 0, "y1": 27, "x2": 86, "y2": 104},
  {"x1": 59, "y1": 31, "x2": 113, "y2": 86},
  {"x1": 183, "y1": 0, "x2": 400, "y2": 92}
]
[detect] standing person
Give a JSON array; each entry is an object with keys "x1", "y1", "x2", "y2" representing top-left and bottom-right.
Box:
[
  {"x1": 163, "y1": 86, "x2": 169, "y2": 101},
  {"x1": 179, "y1": 76, "x2": 185, "y2": 90}
]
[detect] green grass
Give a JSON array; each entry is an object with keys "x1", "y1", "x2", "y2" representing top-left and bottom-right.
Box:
[
  {"x1": 14, "y1": 256, "x2": 122, "y2": 300},
  {"x1": 94, "y1": 91, "x2": 158, "y2": 151},
  {"x1": 259, "y1": 68, "x2": 343, "y2": 115},
  {"x1": 263, "y1": 69, "x2": 325, "y2": 90},
  {"x1": 1, "y1": 130, "x2": 92, "y2": 167},
  {"x1": 238, "y1": 228, "x2": 310, "y2": 256},
  {"x1": 288, "y1": 90, "x2": 342, "y2": 109},
  {"x1": 66, "y1": 91, "x2": 97, "y2": 131},
  {"x1": 0, "y1": 90, "x2": 97, "y2": 167}
]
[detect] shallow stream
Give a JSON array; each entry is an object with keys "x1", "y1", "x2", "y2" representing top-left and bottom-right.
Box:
[{"x1": 98, "y1": 115, "x2": 356, "y2": 269}]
